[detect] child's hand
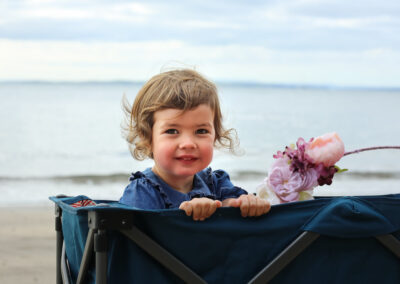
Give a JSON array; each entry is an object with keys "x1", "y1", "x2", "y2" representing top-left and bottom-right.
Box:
[
  {"x1": 222, "y1": 195, "x2": 270, "y2": 217},
  {"x1": 179, "y1": 198, "x2": 222, "y2": 221}
]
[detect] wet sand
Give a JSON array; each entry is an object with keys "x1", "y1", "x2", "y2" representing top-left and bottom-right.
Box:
[{"x1": 0, "y1": 206, "x2": 55, "y2": 284}]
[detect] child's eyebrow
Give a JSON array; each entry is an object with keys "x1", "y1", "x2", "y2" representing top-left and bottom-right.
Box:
[
  {"x1": 196, "y1": 123, "x2": 213, "y2": 128},
  {"x1": 160, "y1": 122, "x2": 180, "y2": 128}
]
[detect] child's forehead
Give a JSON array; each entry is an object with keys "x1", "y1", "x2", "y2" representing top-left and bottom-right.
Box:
[{"x1": 154, "y1": 105, "x2": 214, "y2": 124}]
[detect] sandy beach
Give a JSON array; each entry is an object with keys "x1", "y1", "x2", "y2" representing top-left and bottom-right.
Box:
[{"x1": 0, "y1": 206, "x2": 56, "y2": 284}]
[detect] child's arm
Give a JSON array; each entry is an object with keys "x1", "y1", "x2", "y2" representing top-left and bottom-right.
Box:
[
  {"x1": 179, "y1": 198, "x2": 222, "y2": 221},
  {"x1": 222, "y1": 195, "x2": 270, "y2": 217}
]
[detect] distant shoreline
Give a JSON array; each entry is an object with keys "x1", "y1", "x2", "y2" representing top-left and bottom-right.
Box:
[
  {"x1": 1, "y1": 80, "x2": 399, "y2": 91},
  {"x1": 1, "y1": 170, "x2": 400, "y2": 183}
]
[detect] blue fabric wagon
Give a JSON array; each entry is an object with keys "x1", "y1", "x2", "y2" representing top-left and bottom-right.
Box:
[{"x1": 50, "y1": 194, "x2": 400, "y2": 284}]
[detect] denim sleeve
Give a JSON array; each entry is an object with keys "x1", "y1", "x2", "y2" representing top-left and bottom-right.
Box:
[
  {"x1": 213, "y1": 170, "x2": 248, "y2": 200},
  {"x1": 119, "y1": 179, "x2": 165, "y2": 209}
]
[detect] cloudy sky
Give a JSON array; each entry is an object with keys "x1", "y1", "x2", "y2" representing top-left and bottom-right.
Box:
[{"x1": 1, "y1": 0, "x2": 399, "y2": 87}]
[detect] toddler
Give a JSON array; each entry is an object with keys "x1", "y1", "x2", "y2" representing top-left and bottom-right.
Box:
[{"x1": 120, "y1": 69, "x2": 270, "y2": 221}]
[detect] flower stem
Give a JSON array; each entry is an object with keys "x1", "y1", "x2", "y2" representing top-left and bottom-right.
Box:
[{"x1": 344, "y1": 146, "x2": 400, "y2": 156}]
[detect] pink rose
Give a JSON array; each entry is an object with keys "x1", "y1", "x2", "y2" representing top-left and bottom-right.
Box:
[
  {"x1": 267, "y1": 161, "x2": 303, "y2": 202},
  {"x1": 305, "y1": 132, "x2": 345, "y2": 167}
]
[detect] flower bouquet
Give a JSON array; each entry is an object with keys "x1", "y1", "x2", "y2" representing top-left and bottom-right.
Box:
[{"x1": 257, "y1": 132, "x2": 400, "y2": 205}]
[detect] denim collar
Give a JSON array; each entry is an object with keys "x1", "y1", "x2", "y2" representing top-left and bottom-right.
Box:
[{"x1": 134, "y1": 168, "x2": 216, "y2": 208}]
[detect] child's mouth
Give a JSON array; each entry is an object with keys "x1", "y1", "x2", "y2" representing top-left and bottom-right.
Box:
[{"x1": 176, "y1": 156, "x2": 198, "y2": 161}]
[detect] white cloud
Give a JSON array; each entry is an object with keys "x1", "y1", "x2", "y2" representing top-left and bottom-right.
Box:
[
  {"x1": 15, "y1": 2, "x2": 156, "y2": 22},
  {"x1": 22, "y1": 0, "x2": 58, "y2": 4},
  {"x1": 363, "y1": 48, "x2": 392, "y2": 56},
  {"x1": 256, "y1": 1, "x2": 397, "y2": 30},
  {"x1": 20, "y1": 8, "x2": 94, "y2": 19},
  {"x1": 1, "y1": 39, "x2": 399, "y2": 87},
  {"x1": 310, "y1": 15, "x2": 395, "y2": 29},
  {"x1": 112, "y1": 3, "x2": 154, "y2": 16},
  {"x1": 0, "y1": 0, "x2": 399, "y2": 86},
  {"x1": 183, "y1": 20, "x2": 242, "y2": 29}
]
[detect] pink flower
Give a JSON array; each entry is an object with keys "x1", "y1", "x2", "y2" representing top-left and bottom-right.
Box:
[
  {"x1": 266, "y1": 159, "x2": 320, "y2": 203},
  {"x1": 267, "y1": 161, "x2": 303, "y2": 202},
  {"x1": 258, "y1": 132, "x2": 348, "y2": 204},
  {"x1": 258, "y1": 132, "x2": 400, "y2": 205},
  {"x1": 305, "y1": 132, "x2": 345, "y2": 167},
  {"x1": 300, "y1": 168, "x2": 319, "y2": 189},
  {"x1": 271, "y1": 155, "x2": 290, "y2": 168}
]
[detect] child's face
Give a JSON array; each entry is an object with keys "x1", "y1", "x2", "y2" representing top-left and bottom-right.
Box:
[{"x1": 151, "y1": 104, "x2": 215, "y2": 187}]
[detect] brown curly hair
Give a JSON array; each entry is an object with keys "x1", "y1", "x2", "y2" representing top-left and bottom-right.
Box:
[{"x1": 122, "y1": 69, "x2": 238, "y2": 160}]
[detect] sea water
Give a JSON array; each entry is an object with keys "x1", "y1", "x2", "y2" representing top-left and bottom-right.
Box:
[{"x1": 0, "y1": 82, "x2": 399, "y2": 206}]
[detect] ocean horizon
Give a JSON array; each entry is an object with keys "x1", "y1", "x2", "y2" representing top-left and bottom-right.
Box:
[{"x1": 1, "y1": 80, "x2": 400, "y2": 91}]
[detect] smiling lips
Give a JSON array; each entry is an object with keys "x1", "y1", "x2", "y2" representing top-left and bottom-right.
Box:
[{"x1": 176, "y1": 155, "x2": 198, "y2": 162}]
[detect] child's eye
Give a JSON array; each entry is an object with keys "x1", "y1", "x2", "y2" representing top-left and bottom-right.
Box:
[
  {"x1": 165, "y1": 129, "x2": 179, "y2": 134},
  {"x1": 196, "y1": 129, "x2": 209, "y2": 134}
]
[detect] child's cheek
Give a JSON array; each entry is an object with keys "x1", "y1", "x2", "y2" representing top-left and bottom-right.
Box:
[
  {"x1": 156, "y1": 147, "x2": 175, "y2": 167},
  {"x1": 201, "y1": 143, "x2": 214, "y2": 164}
]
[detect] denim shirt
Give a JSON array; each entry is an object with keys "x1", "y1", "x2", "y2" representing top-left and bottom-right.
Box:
[{"x1": 119, "y1": 168, "x2": 248, "y2": 209}]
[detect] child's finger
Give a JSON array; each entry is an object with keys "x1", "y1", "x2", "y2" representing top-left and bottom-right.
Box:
[
  {"x1": 178, "y1": 201, "x2": 186, "y2": 212},
  {"x1": 247, "y1": 195, "x2": 257, "y2": 216},
  {"x1": 206, "y1": 200, "x2": 220, "y2": 217},
  {"x1": 192, "y1": 201, "x2": 205, "y2": 221},
  {"x1": 179, "y1": 201, "x2": 186, "y2": 210},
  {"x1": 264, "y1": 200, "x2": 271, "y2": 214},
  {"x1": 240, "y1": 196, "x2": 250, "y2": 217},
  {"x1": 255, "y1": 199, "x2": 266, "y2": 216},
  {"x1": 254, "y1": 198, "x2": 268, "y2": 216},
  {"x1": 179, "y1": 201, "x2": 193, "y2": 217},
  {"x1": 200, "y1": 201, "x2": 210, "y2": 221},
  {"x1": 261, "y1": 199, "x2": 271, "y2": 215}
]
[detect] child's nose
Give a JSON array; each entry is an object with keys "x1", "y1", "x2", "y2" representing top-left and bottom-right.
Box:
[{"x1": 179, "y1": 135, "x2": 196, "y2": 149}]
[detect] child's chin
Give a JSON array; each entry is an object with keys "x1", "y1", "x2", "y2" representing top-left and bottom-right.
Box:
[{"x1": 175, "y1": 168, "x2": 201, "y2": 177}]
